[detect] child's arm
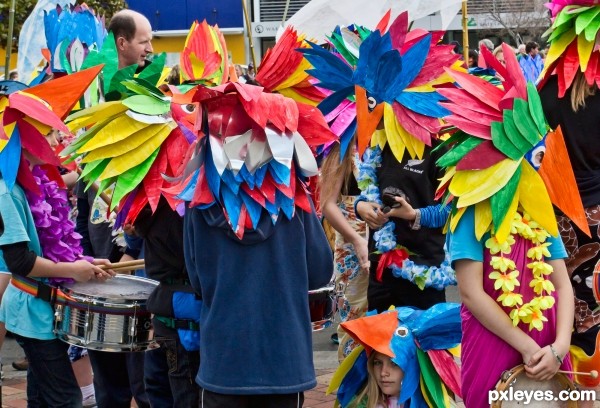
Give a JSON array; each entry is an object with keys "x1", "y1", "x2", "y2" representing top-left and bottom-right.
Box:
[
  {"x1": 455, "y1": 259, "x2": 541, "y2": 364},
  {"x1": 321, "y1": 175, "x2": 369, "y2": 269},
  {"x1": 524, "y1": 258, "x2": 573, "y2": 381}
]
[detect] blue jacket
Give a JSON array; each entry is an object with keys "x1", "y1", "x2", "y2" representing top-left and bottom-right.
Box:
[{"x1": 184, "y1": 202, "x2": 333, "y2": 395}]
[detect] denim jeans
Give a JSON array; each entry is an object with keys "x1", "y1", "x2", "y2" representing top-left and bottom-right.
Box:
[
  {"x1": 88, "y1": 350, "x2": 150, "y2": 408},
  {"x1": 14, "y1": 335, "x2": 81, "y2": 408},
  {"x1": 144, "y1": 336, "x2": 200, "y2": 408}
]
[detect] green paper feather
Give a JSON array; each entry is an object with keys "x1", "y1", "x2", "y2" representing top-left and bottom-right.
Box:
[
  {"x1": 433, "y1": 131, "x2": 469, "y2": 153},
  {"x1": 59, "y1": 40, "x2": 72, "y2": 74},
  {"x1": 575, "y1": 7, "x2": 600, "y2": 35},
  {"x1": 108, "y1": 65, "x2": 138, "y2": 97},
  {"x1": 111, "y1": 148, "x2": 160, "y2": 209},
  {"x1": 82, "y1": 32, "x2": 119, "y2": 95},
  {"x1": 547, "y1": 20, "x2": 573, "y2": 42},
  {"x1": 82, "y1": 159, "x2": 110, "y2": 188},
  {"x1": 502, "y1": 110, "x2": 532, "y2": 154},
  {"x1": 122, "y1": 78, "x2": 166, "y2": 99},
  {"x1": 584, "y1": 14, "x2": 600, "y2": 42},
  {"x1": 437, "y1": 137, "x2": 483, "y2": 168},
  {"x1": 94, "y1": 177, "x2": 115, "y2": 200},
  {"x1": 122, "y1": 95, "x2": 170, "y2": 115},
  {"x1": 138, "y1": 53, "x2": 166, "y2": 85},
  {"x1": 491, "y1": 121, "x2": 522, "y2": 161},
  {"x1": 416, "y1": 348, "x2": 446, "y2": 408},
  {"x1": 526, "y1": 83, "x2": 548, "y2": 136},
  {"x1": 490, "y1": 164, "x2": 522, "y2": 230},
  {"x1": 512, "y1": 98, "x2": 541, "y2": 146},
  {"x1": 328, "y1": 32, "x2": 358, "y2": 67}
]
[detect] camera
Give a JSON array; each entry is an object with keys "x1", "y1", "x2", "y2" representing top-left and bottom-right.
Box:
[{"x1": 381, "y1": 187, "x2": 407, "y2": 214}]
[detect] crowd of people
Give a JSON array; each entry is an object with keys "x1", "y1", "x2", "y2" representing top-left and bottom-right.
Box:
[{"x1": 0, "y1": 1, "x2": 598, "y2": 408}]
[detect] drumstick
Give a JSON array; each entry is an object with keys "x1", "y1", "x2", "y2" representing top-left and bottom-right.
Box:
[
  {"x1": 558, "y1": 370, "x2": 599, "y2": 379},
  {"x1": 98, "y1": 260, "x2": 145, "y2": 270}
]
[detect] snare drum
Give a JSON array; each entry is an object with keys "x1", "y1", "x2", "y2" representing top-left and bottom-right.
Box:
[
  {"x1": 308, "y1": 286, "x2": 336, "y2": 331},
  {"x1": 491, "y1": 364, "x2": 577, "y2": 407},
  {"x1": 54, "y1": 275, "x2": 159, "y2": 352}
]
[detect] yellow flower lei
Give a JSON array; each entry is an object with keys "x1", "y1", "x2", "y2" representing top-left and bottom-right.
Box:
[{"x1": 485, "y1": 211, "x2": 555, "y2": 331}]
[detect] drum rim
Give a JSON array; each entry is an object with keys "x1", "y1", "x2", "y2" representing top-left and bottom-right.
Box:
[
  {"x1": 491, "y1": 364, "x2": 577, "y2": 408},
  {"x1": 60, "y1": 274, "x2": 159, "y2": 302}
]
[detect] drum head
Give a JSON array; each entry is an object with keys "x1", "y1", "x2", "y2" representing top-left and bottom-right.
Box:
[{"x1": 61, "y1": 275, "x2": 158, "y2": 301}]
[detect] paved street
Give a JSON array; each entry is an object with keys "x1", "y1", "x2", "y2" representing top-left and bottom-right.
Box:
[{"x1": 1, "y1": 285, "x2": 598, "y2": 407}]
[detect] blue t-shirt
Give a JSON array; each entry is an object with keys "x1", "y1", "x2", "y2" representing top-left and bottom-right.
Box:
[
  {"x1": 448, "y1": 206, "x2": 567, "y2": 266},
  {"x1": 0, "y1": 179, "x2": 56, "y2": 340}
]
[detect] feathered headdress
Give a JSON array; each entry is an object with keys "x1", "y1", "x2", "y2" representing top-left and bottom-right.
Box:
[
  {"x1": 328, "y1": 303, "x2": 462, "y2": 408},
  {"x1": 0, "y1": 66, "x2": 102, "y2": 194},
  {"x1": 180, "y1": 20, "x2": 230, "y2": 85},
  {"x1": 166, "y1": 81, "x2": 336, "y2": 239},
  {"x1": 43, "y1": 4, "x2": 106, "y2": 75},
  {"x1": 255, "y1": 26, "x2": 325, "y2": 106},
  {"x1": 541, "y1": 0, "x2": 600, "y2": 96},
  {"x1": 300, "y1": 11, "x2": 463, "y2": 161},
  {"x1": 436, "y1": 43, "x2": 589, "y2": 241}
]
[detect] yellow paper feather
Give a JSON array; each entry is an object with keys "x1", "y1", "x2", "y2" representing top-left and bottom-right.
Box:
[
  {"x1": 384, "y1": 103, "x2": 407, "y2": 160},
  {"x1": 371, "y1": 128, "x2": 387, "y2": 149},
  {"x1": 99, "y1": 123, "x2": 175, "y2": 179},
  {"x1": 277, "y1": 88, "x2": 318, "y2": 107},
  {"x1": 449, "y1": 206, "x2": 466, "y2": 233},
  {"x1": 327, "y1": 345, "x2": 365, "y2": 395},
  {"x1": 474, "y1": 200, "x2": 493, "y2": 240},
  {"x1": 577, "y1": 33, "x2": 594, "y2": 72},
  {"x1": 542, "y1": 31, "x2": 577, "y2": 77},
  {"x1": 0, "y1": 97, "x2": 9, "y2": 114},
  {"x1": 81, "y1": 123, "x2": 167, "y2": 163},
  {"x1": 517, "y1": 161, "x2": 558, "y2": 237},
  {"x1": 494, "y1": 192, "x2": 519, "y2": 243},
  {"x1": 451, "y1": 158, "x2": 521, "y2": 208},
  {"x1": 67, "y1": 101, "x2": 128, "y2": 132},
  {"x1": 21, "y1": 116, "x2": 52, "y2": 136},
  {"x1": 77, "y1": 114, "x2": 149, "y2": 153}
]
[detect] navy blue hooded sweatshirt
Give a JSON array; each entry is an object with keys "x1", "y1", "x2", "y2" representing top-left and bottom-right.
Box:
[{"x1": 184, "y1": 202, "x2": 333, "y2": 395}]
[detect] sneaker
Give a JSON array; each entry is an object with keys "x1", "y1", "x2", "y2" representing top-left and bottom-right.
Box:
[
  {"x1": 82, "y1": 395, "x2": 97, "y2": 408},
  {"x1": 12, "y1": 357, "x2": 28, "y2": 371}
]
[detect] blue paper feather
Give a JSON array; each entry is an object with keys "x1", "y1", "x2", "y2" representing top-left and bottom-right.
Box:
[
  {"x1": 0, "y1": 128, "x2": 21, "y2": 191},
  {"x1": 338, "y1": 350, "x2": 369, "y2": 408}
]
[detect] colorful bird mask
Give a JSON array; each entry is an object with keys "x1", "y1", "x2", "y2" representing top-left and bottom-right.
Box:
[{"x1": 328, "y1": 303, "x2": 462, "y2": 408}]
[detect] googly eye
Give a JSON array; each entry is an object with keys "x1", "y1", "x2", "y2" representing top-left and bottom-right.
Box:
[
  {"x1": 182, "y1": 103, "x2": 197, "y2": 114},
  {"x1": 367, "y1": 96, "x2": 377, "y2": 111},
  {"x1": 395, "y1": 326, "x2": 409, "y2": 337}
]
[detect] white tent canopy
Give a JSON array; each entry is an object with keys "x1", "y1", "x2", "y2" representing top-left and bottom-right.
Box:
[{"x1": 284, "y1": 0, "x2": 464, "y2": 42}]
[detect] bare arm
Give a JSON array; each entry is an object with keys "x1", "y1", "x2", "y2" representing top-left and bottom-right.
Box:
[
  {"x1": 524, "y1": 258, "x2": 573, "y2": 380},
  {"x1": 321, "y1": 175, "x2": 369, "y2": 268},
  {"x1": 455, "y1": 259, "x2": 541, "y2": 363},
  {"x1": 29, "y1": 257, "x2": 114, "y2": 282}
]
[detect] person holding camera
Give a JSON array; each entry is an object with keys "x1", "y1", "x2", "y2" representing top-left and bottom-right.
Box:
[{"x1": 355, "y1": 139, "x2": 453, "y2": 313}]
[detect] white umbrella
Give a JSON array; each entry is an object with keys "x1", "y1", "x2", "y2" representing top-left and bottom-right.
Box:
[{"x1": 284, "y1": 0, "x2": 464, "y2": 42}]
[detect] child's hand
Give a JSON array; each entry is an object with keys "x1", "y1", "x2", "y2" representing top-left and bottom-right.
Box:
[
  {"x1": 523, "y1": 345, "x2": 561, "y2": 381},
  {"x1": 91, "y1": 259, "x2": 115, "y2": 281},
  {"x1": 385, "y1": 196, "x2": 417, "y2": 221},
  {"x1": 356, "y1": 201, "x2": 388, "y2": 230}
]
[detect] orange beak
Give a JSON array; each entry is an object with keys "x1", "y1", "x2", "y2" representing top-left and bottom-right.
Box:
[
  {"x1": 341, "y1": 310, "x2": 397, "y2": 358},
  {"x1": 538, "y1": 127, "x2": 590, "y2": 237},
  {"x1": 355, "y1": 85, "x2": 384, "y2": 157}
]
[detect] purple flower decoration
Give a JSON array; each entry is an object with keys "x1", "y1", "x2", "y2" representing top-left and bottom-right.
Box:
[{"x1": 24, "y1": 166, "x2": 91, "y2": 284}]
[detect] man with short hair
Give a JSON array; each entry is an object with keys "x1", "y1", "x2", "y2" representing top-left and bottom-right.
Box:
[
  {"x1": 109, "y1": 9, "x2": 153, "y2": 70},
  {"x1": 519, "y1": 41, "x2": 543, "y2": 83}
]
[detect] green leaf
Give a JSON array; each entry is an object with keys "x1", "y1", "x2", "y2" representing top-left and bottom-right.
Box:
[
  {"x1": 491, "y1": 121, "x2": 522, "y2": 161},
  {"x1": 122, "y1": 95, "x2": 170, "y2": 115},
  {"x1": 436, "y1": 137, "x2": 483, "y2": 168},
  {"x1": 513, "y1": 98, "x2": 541, "y2": 146},
  {"x1": 526, "y1": 82, "x2": 548, "y2": 136},
  {"x1": 490, "y1": 164, "x2": 521, "y2": 230},
  {"x1": 111, "y1": 148, "x2": 160, "y2": 209}
]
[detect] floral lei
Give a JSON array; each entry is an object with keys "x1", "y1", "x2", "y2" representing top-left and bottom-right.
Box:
[
  {"x1": 485, "y1": 211, "x2": 555, "y2": 331},
  {"x1": 24, "y1": 165, "x2": 89, "y2": 284},
  {"x1": 356, "y1": 146, "x2": 456, "y2": 290}
]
